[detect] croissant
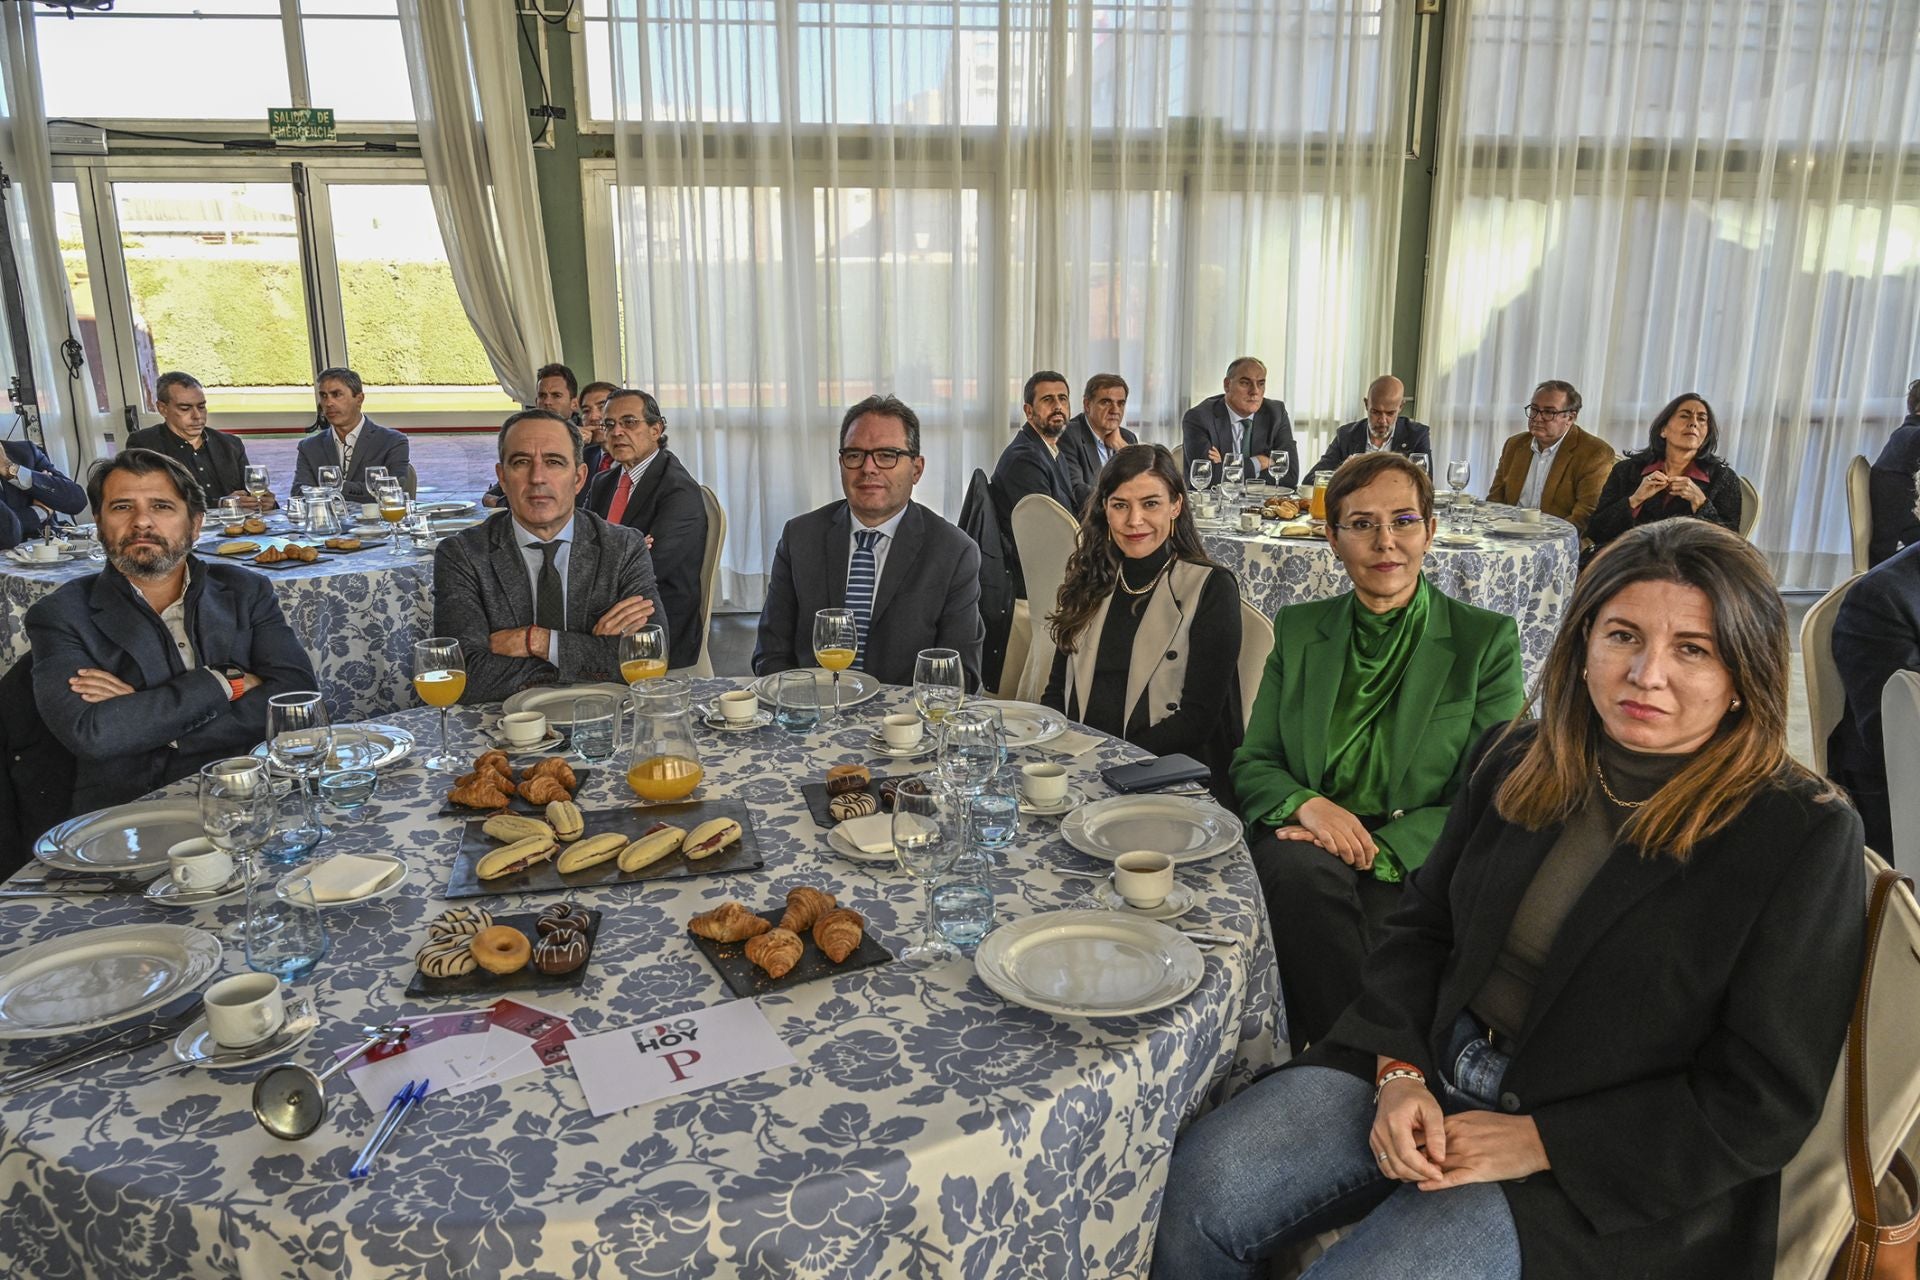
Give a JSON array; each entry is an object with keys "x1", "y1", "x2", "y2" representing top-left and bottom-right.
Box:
[
  {"x1": 475, "y1": 751, "x2": 512, "y2": 775},
  {"x1": 812, "y1": 908, "x2": 865, "y2": 964},
  {"x1": 525, "y1": 758, "x2": 577, "y2": 790},
  {"x1": 456, "y1": 766, "x2": 517, "y2": 796},
  {"x1": 744, "y1": 928, "x2": 804, "y2": 979},
  {"x1": 519, "y1": 775, "x2": 571, "y2": 805},
  {"x1": 689, "y1": 901, "x2": 772, "y2": 943},
  {"x1": 448, "y1": 778, "x2": 511, "y2": 810},
  {"x1": 778, "y1": 885, "x2": 838, "y2": 933}
]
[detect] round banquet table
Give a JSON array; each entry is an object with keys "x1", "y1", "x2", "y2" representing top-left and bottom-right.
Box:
[
  {"x1": 0, "y1": 520, "x2": 447, "y2": 723},
  {"x1": 1201, "y1": 502, "x2": 1580, "y2": 686},
  {"x1": 0, "y1": 680, "x2": 1281, "y2": 1279}
]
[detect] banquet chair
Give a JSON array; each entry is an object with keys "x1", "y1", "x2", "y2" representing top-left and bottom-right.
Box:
[
  {"x1": 1738, "y1": 474, "x2": 1761, "y2": 540},
  {"x1": 1238, "y1": 597, "x2": 1274, "y2": 730},
  {"x1": 402, "y1": 464, "x2": 418, "y2": 500},
  {"x1": 1170, "y1": 443, "x2": 1184, "y2": 476},
  {"x1": 1847, "y1": 454, "x2": 1873, "y2": 573},
  {"x1": 1009, "y1": 493, "x2": 1079, "y2": 701},
  {"x1": 675, "y1": 485, "x2": 726, "y2": 678},
  {"x1": 1882, "y1": 670, "x2": 1920, "y2": 875},
  {"x1": 1801, "y1": 572, "x2": 1864, "y2": 776},
  {"x1": 998, "y1": 602, "x2": 1031, "y2": 700}
]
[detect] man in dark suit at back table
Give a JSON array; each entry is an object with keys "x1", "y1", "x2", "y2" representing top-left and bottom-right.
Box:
[
  {"x1": 755, "y1": 394, "x2": 985, "y2": 690},
  {"x1": 1059, "y1": 373, "x2": 1139, "y2": 509},
  {"x1": 292, "y1": 367, "x2": 411, "y2": 504},
  {"x1": 1307, "y1": 375, "x2": 1433, "y2": 478},
  {"x1": 125, "y1": 371, "x2": 273, "y2": 513},
  {"x1": 1829, "y1": 530, "x2": 1920, "y2": 855},
  {"x1": 585, "y1": 387, "x2": 709, "y2": 670},
  {"x1": 434, "y1": 410, "x2": 664, "y2": 705},
  {"x1": 991, "y1": 370, "x2": 1079, "y2": 596},
  {"x1": 1181, "y1": 355, "x2": 1300, "y2": 489},
  {"x1": 1868, "y1": 379, "x2": 1920, "y2": 567},
  {"x1": 0, "y1": 437, "x2": 87, "y2": 551}
]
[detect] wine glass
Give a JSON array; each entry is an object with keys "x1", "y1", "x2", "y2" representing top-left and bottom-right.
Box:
[
  {"x1": 912, "y1": 648, "x2": 966, "y2": 730},
  {"x1": 620, "y1": 624, "x2": 668, "y2": 684},
  {"x1": 938, "y1": 705, "x2": 1007, "y2": 798},
  {"x1": 316, "y1": 464, "x2": 342, "y2": 499},
  {"x1": 1446, "y1": 460, "x2": 1472, "y2": 503},
  {"x1": 892, "y1": 787, "x2": 963, "y2": 964},
  {"x1": 244, "y1": 464, "x2": 271, "y2": 511},
  {"x1": 813, "y1": 609, "x2": 857, "y2": 722},
  {"x1": 1187, "y1": 458, "x2": 1212, "y2": 493},
  {"x1": 364, "y1": 466, "x2": 391, "y2": 498},
  {"x1": 1409, "y1": 452, "x2": 1432, "y2": 477},
  {"x1": 1221, "y1": 451, "x2": 1242, "y2": 499},
  {"x1": 267, "y1": 693, "x2": 332, "y2": 851},
  {"x1": 412, "y1": 637, "x2": 465, "y2": 771},
  {"x1": 376, "y1": 481, "x2": 409, "y2": 555},
  {"x1": 1269, "y1": 450, "x2": 1290, "y2": 491},
  {"x1": 200, "y1": 758, "x2": 273, "y2": 944}
]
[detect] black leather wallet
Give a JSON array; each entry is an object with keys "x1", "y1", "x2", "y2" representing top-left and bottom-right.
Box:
[{"x1": 1100, "y1": 753, "x2": 1213, "y2": 793}]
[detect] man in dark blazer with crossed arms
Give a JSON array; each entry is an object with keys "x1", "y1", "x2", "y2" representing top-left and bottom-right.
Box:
[
  {"x1": 754, "y1": 394, "x2": 984, "y2": 690},
  {"x1": 1181, "y1": 355, "x2": 1300, "y2": 489},
  {"x1": 0, "y1": 438, "x2": 87, "y2": 549},
  {"x1": 585, "y1": 387, "x2": 709, "y2": 671}
]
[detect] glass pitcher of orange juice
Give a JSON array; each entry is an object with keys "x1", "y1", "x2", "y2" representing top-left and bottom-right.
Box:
[
  {"x1": 1309, "y1": 470, "x2": 1335, "y2": 522},
  {"x1": 625, "y1": 678, "x2": 705, "y2": 804}
]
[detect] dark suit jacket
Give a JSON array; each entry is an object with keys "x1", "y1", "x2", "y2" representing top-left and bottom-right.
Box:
[
  {"x1": 0, "y1": 652, "x2": 76, "y2": 878},
  {"x1": 432, "y1": 511, "x2": 664, "y2": 704},
  {"x1": 1057, "y1": 414, "x2": 1138, "y2": 509},
  {"x1": 1308, "y1": 724, "x2": 1864, "y2": 1280},
  {"x1": 1, "y1": 440, "x2": 87, "y2": 546},
  {"x1": 1827, "y1": 542, "x2": 1920, "y2": 854},
  {"x1": 25, "y1": 559, "x2": 318, "y2": 815},
  {"x1": 1306, "y1": 417, "x2": 1433, "y2": 478},
  {"x1": 753, "y1": 500, "x2": 985, "y2": 691},
  {"x1": 991, "y1": 424, "x2": 1078, "y2": 595},
  {"x1": 293, "y1": 418, "x2": 411, "y2": 503},
  {"x1": 1180, "y1": 394, "x2": 1299, "y2": 488},
  {"x1": 1485, "y1": 424, "x2": 1618, "y2": 537},
  {"x1": 1868, "y1": 416, "x2": 1920, "y2": 566},
  {"x1": 124, "y1": 424, "x2": 253, "y2": 502},
  {"x1": 1586, "y1": 449, "x2": 1742, "y2": 551},
  {"x1": 586, "y1": 449, "x2": 708, "y2": 670}
]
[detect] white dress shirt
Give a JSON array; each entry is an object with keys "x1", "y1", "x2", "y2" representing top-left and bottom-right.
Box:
[
  {"x1": 333, "y1": 418, "x2": 366, "y2": 473},
  {"x1": 620, "y1": 449, "x2": 660, "y2": 488},
  {"x1": 848, "y1": 504, "x2": 908, "y2": 596},
  {"x1": 1519, "y1": 435, "x2": 1565, "y2": 509},
  {"x1": 514, "y1": 514, "x2": 574, "y2": 665}
]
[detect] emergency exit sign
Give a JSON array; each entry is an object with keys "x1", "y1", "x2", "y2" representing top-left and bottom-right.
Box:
[{"x1": 269, "y1": 109, "x2": 336, "y2": 142}]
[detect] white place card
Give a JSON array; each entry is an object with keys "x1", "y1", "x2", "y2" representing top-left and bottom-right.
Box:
[{"x1": 569, "y1": 1000, "x2": 796, "y2": 1118}]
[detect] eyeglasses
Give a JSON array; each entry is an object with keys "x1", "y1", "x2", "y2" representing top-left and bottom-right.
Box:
[
  {"x1": 838, "y1": 447, "x2": 916, "y2": 470},
  {"x1": 607, "y1": 415, "x2": 658, "y2": 432},
  {"x1": 1524, "y1": 405, "x2": 1575, "y2": 421},
  {"x1": 1331, "y1": 514, "x2": 1428, "y2": 538}
]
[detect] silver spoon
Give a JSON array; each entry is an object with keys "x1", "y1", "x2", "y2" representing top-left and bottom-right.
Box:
[{"x1": 251, "y1": 1021, "x2": 410, "y2": 1140}]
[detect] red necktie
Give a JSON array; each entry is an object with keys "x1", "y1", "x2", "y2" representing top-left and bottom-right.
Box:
[
  {"x1": 606, "y1": 470, "x2": 633, "y2": 524},
  {"x1": 596, "y1": 453, "x2": 614, "y2": 473}
]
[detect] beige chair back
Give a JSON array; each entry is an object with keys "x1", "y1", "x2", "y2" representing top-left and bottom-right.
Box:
[
  {"x1": 1883, "y1": 670, "x2": 1920, "y2": 875},
  {"x1": 1010, "y1": 493, "x2": 1080, "y2": 700},
  {"x1": 1737, "y1": 473, "x2": 1761, "y2": 540},
  {"x1": 1801, "y1": 573, "x2": 1864, "y2": 776},
  {"x1": 1847, "y1": 454, "x2": 1873, "y2": 574},
  {"x1": 1237, "y1": 597, "x2": 1273, "y2": 730},
  {"x1": 674, "y1": 485, "x2": 726, "y2": 677},
  {"x1": 1170, "y1": 442, "x2": 1185, "y2": 476}
]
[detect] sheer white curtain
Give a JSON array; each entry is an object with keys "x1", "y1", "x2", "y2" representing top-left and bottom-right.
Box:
[
  {"x1": 606, "y1": 0, "x2": 1412, "y2": 608},
  {"x1": 1420, "y1": 0, "x2": 1920, "y2": 589},
  {"x1": 398, "y1": 0, "x2": 562, "y2": 404},
  {"x1": 0, "y1": 5, "x2": 80, "y2": 474}
]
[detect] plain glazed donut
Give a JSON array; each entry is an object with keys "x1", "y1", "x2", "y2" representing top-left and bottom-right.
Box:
[{"x1": 470, "y1": 924, "x2": 531, "y2": 974}]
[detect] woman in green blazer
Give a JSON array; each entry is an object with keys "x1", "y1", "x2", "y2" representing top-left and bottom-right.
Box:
[{"x1": 1233, "y1": 453, "x2": 1523, "y2": 1052}]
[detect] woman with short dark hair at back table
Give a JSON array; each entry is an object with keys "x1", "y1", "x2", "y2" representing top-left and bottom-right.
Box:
[
  {"x1": 1151, "y1": 520, "x2": 1866, "y2": 1280},
  {"x1": 1586, "y1": 391, "x2": 1742, "y2": 557}
]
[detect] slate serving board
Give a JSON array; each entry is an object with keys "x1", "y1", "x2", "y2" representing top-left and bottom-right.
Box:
[
  {"x1": 404, "y1": 908, "x2": 602, "y2": 997},
  {"x1": 437, "y1": 766, "x2": 597, "y2": 817},
  {"x1": 688, "y1": 905, "x2": 891, "y2": 999},
  {"x1": 443, "y1": 798, "x2": 762, "y2": 900},
  {"x1": 797, "y1": 775, "x2": 930, "y2": 828}
]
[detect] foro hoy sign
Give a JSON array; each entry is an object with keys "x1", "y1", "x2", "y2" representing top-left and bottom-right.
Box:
[
  {"x1": 569, "y1": 1000, "x2": 797, "y2": 1118},
  {"x1": 634, "y1": 1017, "x2": 702, "y2": 1081}
]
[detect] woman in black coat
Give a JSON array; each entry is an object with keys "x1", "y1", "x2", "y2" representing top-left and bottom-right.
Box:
[
  {"x1": 1150, "y1": 519, "x2": 1865, "y2": 1280},
  {"x1": 1586, "y1": 391, "x2": 1743, "y2": 555}
]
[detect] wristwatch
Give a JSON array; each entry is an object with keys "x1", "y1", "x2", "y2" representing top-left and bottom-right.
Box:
[{"x1": 221, "y1": 665, "x2": 246, "y2": 701}]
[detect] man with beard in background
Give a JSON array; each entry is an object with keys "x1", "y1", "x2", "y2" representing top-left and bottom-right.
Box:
[{"x1": 991, "y1": 369, "x2": 1079, "y2": 596}]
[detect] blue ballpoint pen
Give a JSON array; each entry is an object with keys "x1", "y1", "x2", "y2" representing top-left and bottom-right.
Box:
[
  {"x1": 350, "y1": 1080, "x2": 415, "y2": 1178},
  {"x1": 356, "y1": 1078, "x2": 427, "y2": 1176}
]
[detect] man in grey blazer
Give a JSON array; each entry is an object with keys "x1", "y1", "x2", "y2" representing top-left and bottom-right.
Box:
[
  {"x1": 26, "y1": 450, "x2": 316, "y2": 814},
  {"x1": 754, "y1": 395, "x2": 985, "y2": 690},
  {"x1": 1180, "y1": 355, "x2": 1299, "y2": 488},
  {"x1": 292, "y1": 367, "x2": 411, "y2": 503},
  {"x1": 1059, "y1": 372, "x2": 1139, "y2": 508},
  {"x1": 433, "y1": 410, "x2": 663, "y2": 705}
]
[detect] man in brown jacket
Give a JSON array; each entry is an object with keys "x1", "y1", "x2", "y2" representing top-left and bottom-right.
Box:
[{"x1": 1485, "y1": 378, "x2": 1617, "y2": 538}]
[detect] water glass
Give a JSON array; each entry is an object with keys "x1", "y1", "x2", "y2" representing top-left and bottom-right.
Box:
[
  {"x1": 246, "y1": 875, "x2": 331, "y2": 982},
  {"x1": 319, "y1": 769, "x2": 376, "y2": 810},
  {"x1": 262, "y1": 776, "x2": 320, "y2": 866},
  {"x1": 966, "y1": 771, "x2": 1018, "y2": 850},
  {"x1": 935, "y1": 858, "x2": 996, "y2": 948},
  {"x1": 199, "y1": 758, "x2": 272, "y2": 944},
  {"x1": 284, "y1": 496, "x2": 308, "y2": 532},
  {"x1": 1447, "y1": 499, "x2": 1478, "y2": 538},
  {"x1": 571, "y1": 695, "x2": 620, "y2": 764},
  {"x1": 938, "y1": 706, "x2": 1007, "y2": 796},
  {"x1": 893, "y1": 788, "x2": 963, "y2": 964},
  {"x1": 773, "y1": 670, "x2": 822, "y2": 733}
]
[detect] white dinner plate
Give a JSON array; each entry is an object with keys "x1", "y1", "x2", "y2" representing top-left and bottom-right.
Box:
[
  {"x1": 250, "y1": 723, "x2": 415, "y2": 774},
  {"x1": 0, "y1": 924, "x2": 222, "y2": 1040},
  {"x1": 826, "y1": 825, "x2": 897, "y2": 864},
  {"x1": 415, "y1": 500, "x2": 476, "y2": 517},
  {"x1": 974, "y1": 909, "x2": 1205, "y2": 1018},
  {"x1": 1092, "y1": 881, "x2": 1197, "y2": 921},
  {"x1": 1060, "y1": 794, "x2": 1243, "y2": 864},
  {"x1": 1484, "y1": 520, "x2": 1560, "y2": 537},
  {"x1": 173, "y1": 997, "x2": 317, "y2": 1068},
  {"x1": 751, "y1": 668, "x2": 883, "y2": 710},
  {"x1": 502, "y1": 683, "x2": 632, "y2": 725},
  {"x1": 276, "y1": 854, "x2": 408, "y2": 908},
  {"x1": 35, "y1": 799, "x2": 207, "y2": 874},
  {"x1": 973, "y1": 700, "x2": 1067, "y2": 750}
]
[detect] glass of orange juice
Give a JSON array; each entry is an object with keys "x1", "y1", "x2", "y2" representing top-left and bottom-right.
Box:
[
  {"x1": 813, "y1": 608, "x2": 857, "y2": 721},
  {"x1": 625, "y1": 679, "x2": 704, "y2": 804},
  {"x1": 1309, "y1": 470, "x2": 1334, "y2": 522},
  {"x1": 620, "y1": 624, "x2": 668, "y2": 684},
  {"x1": 412, "y1": 636, "x2": 465, "y2": 771},
  {"x1": 376, "y1": 482, "x2": 409, "y2": 556}
]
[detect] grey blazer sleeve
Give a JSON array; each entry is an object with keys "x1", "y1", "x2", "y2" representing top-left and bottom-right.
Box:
[
  {"x1": 552, "y1": 535, "x2": 664, "y2": 685},
  {"x1": 431, "y1": 540, "x2": 544, "y2": 705}
]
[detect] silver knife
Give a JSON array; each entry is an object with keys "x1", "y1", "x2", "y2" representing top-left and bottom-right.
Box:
[{"x1": 0, "y1": 994, "x2": 206, "y2": 1093}]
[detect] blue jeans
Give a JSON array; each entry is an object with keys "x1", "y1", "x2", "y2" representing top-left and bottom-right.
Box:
[{"x1": 1150, "y1": 1015, "x2": 1522, "y2": 1280}]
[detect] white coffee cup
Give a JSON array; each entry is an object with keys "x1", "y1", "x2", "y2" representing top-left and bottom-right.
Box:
[
  {"x1": 203, "y1": 972, "x2": 285, "y2": 1048},
  {"x1": 1113, "y1": 850, "x2": 1175, "y2": 909},
  {"x1": 1019, "y1": 762, "x2": 1069, "y2": 805},
  {"x1": 881, "y1": 713, "x2": 924, "y2": 749},
  {"x1": 1520, "y1": 507, "x2": 1542, "y2": 524},
  {"x1": 361, "y1": 502, "x2": 382, "y2": 521},
  {"x1": 27, "y1": 541, "x2": 60, "y2": 562},
  {"x1": 718, "y1": 689, "x2": 760, "y2": 724},
  {"x1": 1238, "y1": 511, "x2": 1262, "y2": 532},
  {"x1": 1195, "y1": 499, "x2": 1218, "y2": 521},
  {"x1": 501, "y1": 711, "x2": 548, "y2": 746},
  {"x1": 168, "y1": 837, "x2": 235, "y2": 891}
]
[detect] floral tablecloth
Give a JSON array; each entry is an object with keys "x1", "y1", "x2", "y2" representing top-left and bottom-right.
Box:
[
  {"x1": 0, "y1": 682, "x2": 1281, "y2": 1279},
  {"x1": 1202, "y1": 504, "x2": 1579, "y2": 687},
  {"x1": 0, "y1": 535, "x2": 435, "y2": 723}
]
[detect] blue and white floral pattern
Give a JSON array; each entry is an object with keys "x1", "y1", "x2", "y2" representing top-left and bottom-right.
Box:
[{"x1": 0, "y1": 684, "x2": 1281, "y2": 1278}]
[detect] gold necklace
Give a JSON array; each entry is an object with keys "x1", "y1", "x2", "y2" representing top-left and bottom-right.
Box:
[
  {"x1": 1594, "y1": 758, "x2": 1644, "y2": 808},
  {"x1": 1117, "y1": 560, "x2": 1167, "y2": 597}
]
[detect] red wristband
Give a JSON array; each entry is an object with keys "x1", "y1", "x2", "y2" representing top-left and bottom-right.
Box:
[
  {"x1": 227, "y1": 675, "x2": 246, "y2": 702},
  {"x1": 1375, "y1": 1059, "x2": 1423, "y2": 1085}
]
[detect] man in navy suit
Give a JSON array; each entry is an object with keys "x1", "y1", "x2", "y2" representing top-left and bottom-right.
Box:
[
  {"x1": 0, "y1": 438, "x2": 87, "y2": 549},
  {"x1": 1181, "y1": 356, "x2": 1300, "y2": 489},
  {"x1": 25, "y1": 449, "x2": 316, "y2": 814},
  {"x1": 1059, "y1": 373, "x2": 1139, "y2": 508},
  {"x1": 1307, "y1": 375, "x2": 1434, "y2": 478},
  {"x1": 1868, "y1": 379, "x2": 1920, "y2": 566},
  {"x1": 292, "y1": 367, "x2": 410, "y2": 503},
  {"x1": 585, "y1": 387, "x2": 709, "y2": 670},
  {"x1": 1829, "y1": 530, "x2": 1920, "y2": 855},
  {"x1": 991, "y1": 370, "x2": 1079, "y2": 596}
]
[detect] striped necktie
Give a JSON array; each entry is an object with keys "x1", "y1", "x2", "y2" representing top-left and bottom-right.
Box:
[{"x1": 847, "y1": 529, "x2": 881, "y2": 663}]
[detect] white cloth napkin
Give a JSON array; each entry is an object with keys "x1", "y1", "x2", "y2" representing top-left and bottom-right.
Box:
[
  {"x1": 836, "y1": 814, "x2": 895, "y2": 855},
  {"x1": 303, "y1": 853, "x2": 399, "y2": 903},
  {"x1": 1045, "y1": 730, "x2": 1102, "y2": 759}
]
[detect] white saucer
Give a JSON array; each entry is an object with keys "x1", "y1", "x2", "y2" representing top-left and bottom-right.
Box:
[
  {"x1": 1093, "y1": 881, "x2": 1196, "y2": 921},
  {"x1": 705, "y1": 710, "x2": 774, "y2": 732},
  {"x1": 172, "y1": 1001, "x2": 318, "y2": 1068},
  {"x1": 143, "y1": 870, "x2": 247, "y2": 907},
  {"x1": 1018, "y1": 786, "x2": 1086, "y2": 817},
  {"x1": 488, "y1": 728, "x2": 567, "y2": 753},
  {"x1": 864, "y1": 733, "x2": 936, "y2": 760},
  {"x1": 6, "y1": 548, "x2": 76, "y2": 565}
]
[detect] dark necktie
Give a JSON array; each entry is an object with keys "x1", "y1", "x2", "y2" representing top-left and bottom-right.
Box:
[
  {"x1": 530, "y1": 541, "x2": 564, "y2": 631},
  {"x1": 847, "y1": 529, "x2": 880, "y2": 663}
]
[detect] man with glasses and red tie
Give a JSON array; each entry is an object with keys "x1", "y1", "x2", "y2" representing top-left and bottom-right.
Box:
[
  {"x1": 1484, "y1": 378, "x2": 1617, "y2": 539},
  {"x1": 585, "y1": 387, "x2": 708, "y2": 671},
  {"x1": 753, "y1": 395, "x2": 985, "y2": 690}
]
